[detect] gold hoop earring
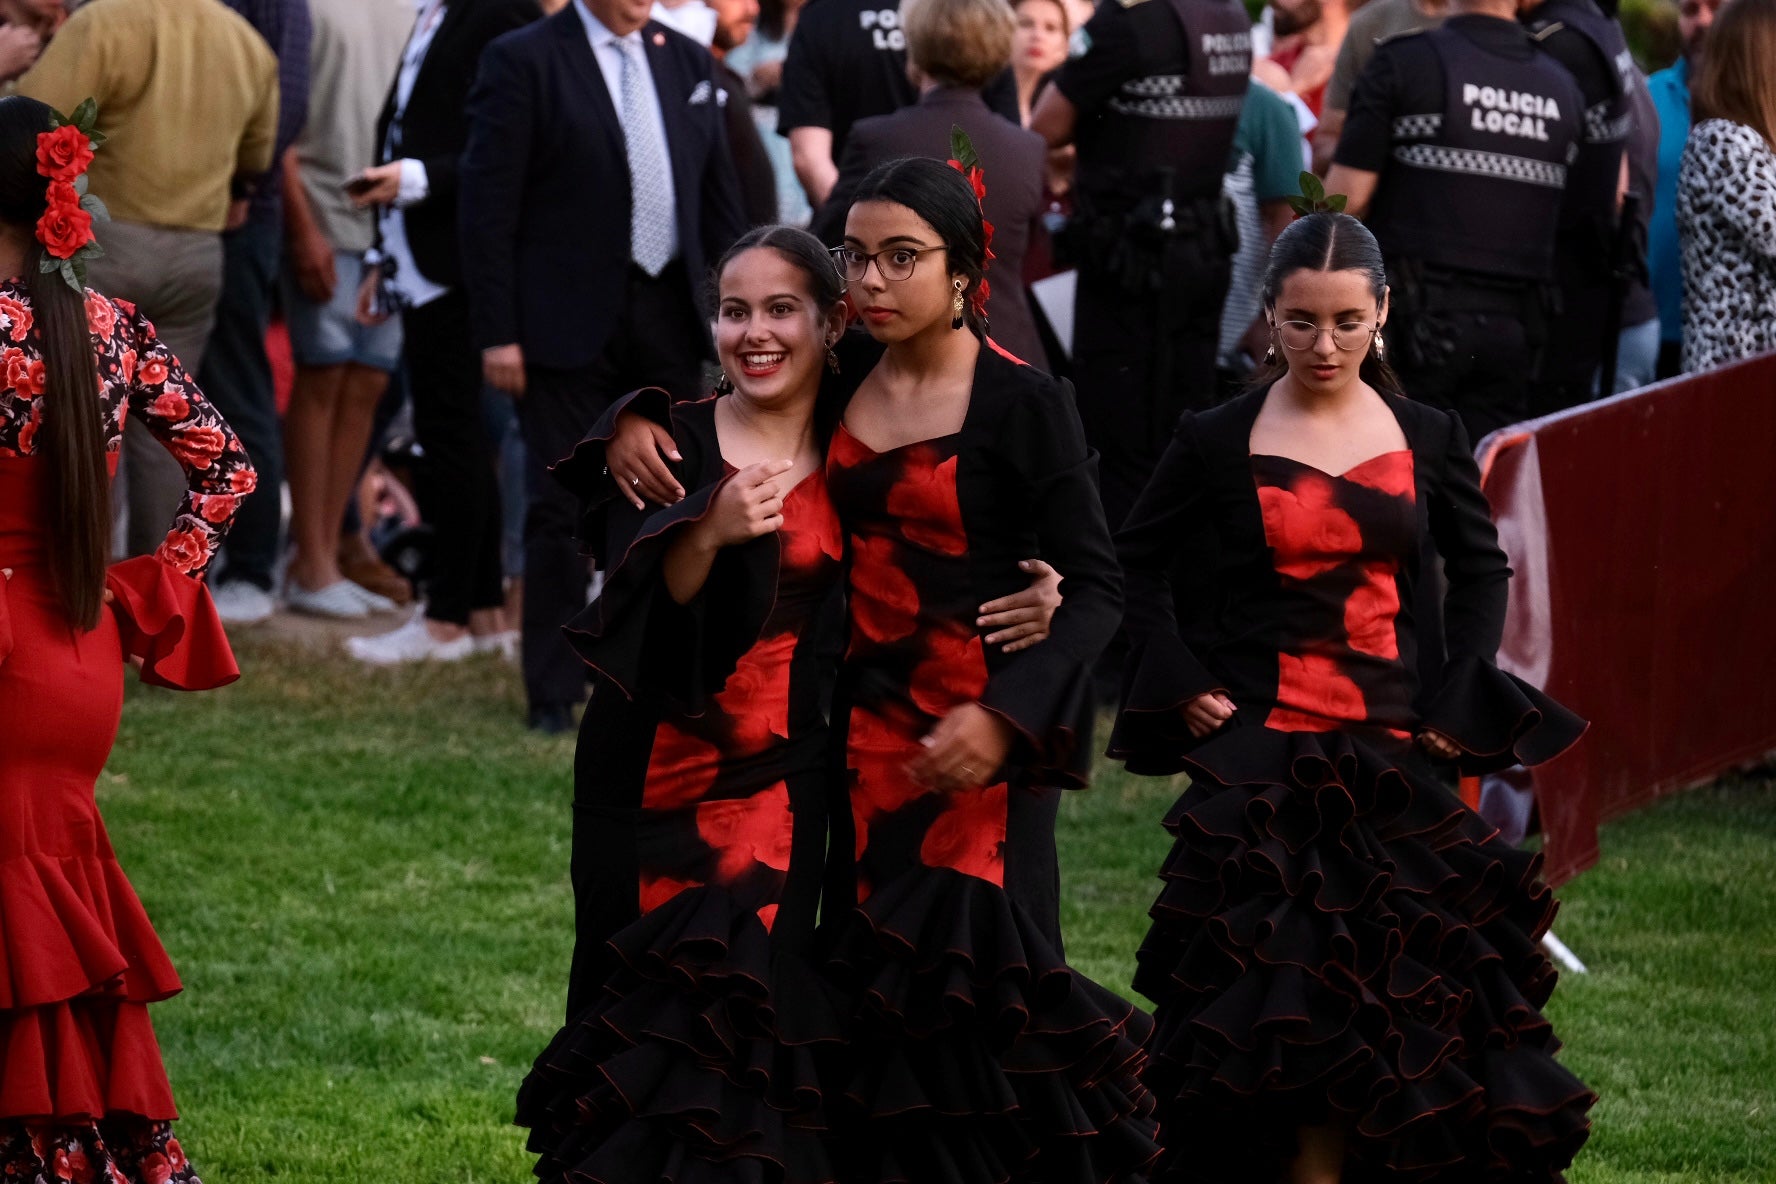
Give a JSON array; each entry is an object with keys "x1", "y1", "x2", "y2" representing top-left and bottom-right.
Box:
[{"x1": 951, "y1": 280, "x2": 967, "y2": 330}]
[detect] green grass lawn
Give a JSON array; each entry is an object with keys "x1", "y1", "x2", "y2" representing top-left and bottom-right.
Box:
[{"x1": 101, "y1": 638, "x2": 1775, "y2": 1182}]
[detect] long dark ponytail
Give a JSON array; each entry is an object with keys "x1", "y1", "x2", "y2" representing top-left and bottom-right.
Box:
[
  {"x1": 1250, "y1": 211, "x2": 1405, "y2": 398},
  {"x1": 0, "y1": 96, "x2": 107, "y2": 630}
]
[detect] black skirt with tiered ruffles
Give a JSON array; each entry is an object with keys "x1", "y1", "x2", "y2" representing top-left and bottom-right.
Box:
[{"x1": 1125, "y1": 722, "x2": 1593, "y2": 1183}]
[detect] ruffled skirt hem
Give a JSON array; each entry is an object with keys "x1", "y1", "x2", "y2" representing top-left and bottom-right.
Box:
[{"x1": 1136, "y1": 727, "x2": 1592, "y2": 1183}]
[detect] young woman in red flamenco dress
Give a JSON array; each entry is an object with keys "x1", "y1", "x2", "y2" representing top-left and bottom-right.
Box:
[
  {"x1": 1108, "y1": 212, "x2": 1594, "y2": 1184},
  {"x1": 0, "y1": 98, "x2": 255, "y2": 1183}
]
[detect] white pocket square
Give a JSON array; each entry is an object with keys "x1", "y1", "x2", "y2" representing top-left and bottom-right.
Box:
[{"x1": 688, "y1": 80, "x2": 712, "y2": 105}]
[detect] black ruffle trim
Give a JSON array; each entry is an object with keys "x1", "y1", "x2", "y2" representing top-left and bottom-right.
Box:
[
  {"x1": 518, "y1": 886, "x2": 842, "y2": 1184},
  {"x1": 1137, "y1": 727, "x2": 1593, "y2": 1183},
  {"x1": 1419, "y1": 656, "x2": 1588, "y2": 775},
  {"x1": 824, "y1": 868, "x2": 1162, "y2": 1184}
]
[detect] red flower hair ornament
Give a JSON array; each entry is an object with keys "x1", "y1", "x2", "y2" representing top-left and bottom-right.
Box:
[
  {"x1": 946, "y1": 126, "x2": 995, "y2": 325},
  {"x1": 33, "y1": 99, "x2": 108, "y2": 292}
]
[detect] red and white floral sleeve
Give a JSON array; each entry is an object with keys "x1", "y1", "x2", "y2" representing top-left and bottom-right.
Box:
[{"x1": 118, "y1": 303, "x2": 258, "y2": 579}]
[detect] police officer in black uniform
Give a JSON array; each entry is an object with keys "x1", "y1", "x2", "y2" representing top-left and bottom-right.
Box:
[
  {"x1": 1521, "y1": 0, "x2": 1637, "y2": 412},
  {"x1": 1032, "y1": 0, "x2": 1251, "y2": 532},
  {"x1": 1325, "y1": 0, "x2": 1585, "y2": 446}
]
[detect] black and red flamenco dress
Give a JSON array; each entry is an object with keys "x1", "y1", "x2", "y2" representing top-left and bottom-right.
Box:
[
  {"x1": 0, "y1": 283, "x2": 255, "y2": 1183},
  {"x1": 820, "y1": 419, "x2": 1159, "y2": 1184},
  {"x1": 519, "y1": 392, "x2": 850, "y2": 1184},
  {"x1": 1111, "y1": 439, "x2": 1594, "y2": 1183}
]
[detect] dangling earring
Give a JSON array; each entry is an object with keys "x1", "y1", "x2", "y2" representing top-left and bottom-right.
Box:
[
  {"x1": 1373, "y1": 332, "x2": 1386, "y2": 362},
  {"x1": 826, "y1": 340, "x2": 841, "y2": 374},
  {"x1": 951, "y1": 280, "x2": 967, "y2": 330},
  {"x1": 715, "y1": 370, "x2": 734, "y2": 394},
  {"x1": 1263, "y1": 343, "x2": 1276, "y2": 364}
]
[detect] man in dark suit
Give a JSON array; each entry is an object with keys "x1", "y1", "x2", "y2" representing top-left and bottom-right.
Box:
[
  {"x1": 345, "y1": 0, "x2": 541, "y2": 667},
  {"x1": 461, "y1": 0, "x2": 746, "y2": 732},
  {"x1": 812, "y1": 0, "x2": 1049, "y2": 367}
]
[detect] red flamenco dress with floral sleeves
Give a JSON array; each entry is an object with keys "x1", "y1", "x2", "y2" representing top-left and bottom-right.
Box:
[
  {"x1": 1110, "y1": 387, "x2": 1593, "y2": 1183},
  {"x1": 818, "y1": 341, "x2": 1160, "y2": 1184},
  {"x1": 0, "y1": 281, "x2": 255, "y2": 1184},
  {"x1": 518, "y1": 392, "x2": 851, "y2": 1184}
]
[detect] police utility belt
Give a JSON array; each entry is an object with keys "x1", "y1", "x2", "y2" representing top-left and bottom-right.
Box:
[
  {"x1": 1389, "y1": 257, "x2": 1556, "y2": 368},
  {"x1": 1061, "y1": 192, "x2": 1239, "y2": 293}
]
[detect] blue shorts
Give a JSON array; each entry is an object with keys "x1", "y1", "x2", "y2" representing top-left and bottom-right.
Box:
[{"x1": 283, "y1": 250, "x2": 404, "y2": 371}]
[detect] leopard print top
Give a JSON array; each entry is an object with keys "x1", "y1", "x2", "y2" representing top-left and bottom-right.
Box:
[{"x1": 1676, "y1": 119, "x2": 1776, "y2": 373}]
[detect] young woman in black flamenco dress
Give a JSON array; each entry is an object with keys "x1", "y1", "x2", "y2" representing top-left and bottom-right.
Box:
[
  {"x1": 516, "y1": 226, "x2": 1065, "y2": 1184},
  {"x1": 1108, "y1": 212, "x2": 1594, "y2": 1184},
  {"x1": 515, "y1": 227, "x2": 855, "y2": 1184},
  {"x1": 0, "y1": 97, "x2": 255, "y2": 1184},
  {"x1": 817, "y1": 158, "x2": 1158, "y2": 1184}
]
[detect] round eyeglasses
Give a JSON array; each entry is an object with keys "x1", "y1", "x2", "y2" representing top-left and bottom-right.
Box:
[
  {"x1": 830, "y1": 245, "x2": 949, "y2": 283},
  {"x1": 1273, "y1": 320, "x2": 1380, "y2": 352}
]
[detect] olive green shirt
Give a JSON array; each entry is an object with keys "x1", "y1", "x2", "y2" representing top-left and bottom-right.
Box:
[{"x1": 19, "y1": 0, "x2": 280, "y2": 233}]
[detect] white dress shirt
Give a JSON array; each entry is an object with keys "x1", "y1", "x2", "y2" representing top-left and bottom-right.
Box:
[
  {"x1": 573, "y1": 0, "x2": 682, "y2": 265},
  {"x1": 380, "y1": 0, "x2": 450, "y2": 307}
]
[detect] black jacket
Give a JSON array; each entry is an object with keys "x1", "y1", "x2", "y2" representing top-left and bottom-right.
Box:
[
  {"x1": 373, "y1": 0, "x2": 540, "y2": 288},
  {"x1": 459, "y1": 8, "x2": 748, "y2": 367},
  {"x1": 1109, "y1": 385, "x2": 1585, "y2": 776}
]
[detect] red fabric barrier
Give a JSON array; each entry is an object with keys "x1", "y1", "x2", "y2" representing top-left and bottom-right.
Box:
[{"x1": 1477, "y1": 351, "x2": 1776, "y2": 884}]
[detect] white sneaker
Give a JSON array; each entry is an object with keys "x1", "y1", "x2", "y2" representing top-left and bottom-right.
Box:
[
  {"x1": 345, "y1": 581, "x2": 401, "y2": 615},
  {"x1": 212, "y1": 580, "x2": 276, "y2": 624},
  {"x1": 286, "y1": 579, "x2": 369, "y2": 620},
  {"x1": 346, "y1": 613, "x2": 476, "y2": 665},
  {"x1": 472, "y1": 629, "x2": 520, "y2": 661}
]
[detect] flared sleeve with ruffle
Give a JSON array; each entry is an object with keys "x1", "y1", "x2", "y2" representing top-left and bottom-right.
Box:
[
  {"x1": 105, "y1": 555, "x2": 240, "y2": 690},
  {"x1": 974, "y1": 371, "x2": 1123, "y2": 786},
  {"x1": 553, "y1": 393, "x2": 774, "y2": 714},
  {"x1": 1420, "y1": 410, "x2": 1586, "y2": 772},
  {"x1": 1105, "y1": 411, "x2": 1231, "y2": 775}
]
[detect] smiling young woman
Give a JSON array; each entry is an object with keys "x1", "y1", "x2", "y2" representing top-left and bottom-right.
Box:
[{"x1": 1107, "y1": 212, "x2": 1594, "y2": 1184}]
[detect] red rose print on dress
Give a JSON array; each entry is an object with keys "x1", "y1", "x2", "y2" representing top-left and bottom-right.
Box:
[
  {"x1": 0, "y1": 292, "x2": 33, "y2": 340},
  {"x1": 713, "y1": 632, "x2": 795, "y2": 755},
  {"x1": 886, "y1": 450, "x2": 968, "y2": 556},
  {"x1": 85, "y1": 290, "x2": 116, "y2": 341},
  {"x1": 5, "y1": 349, "x2": 46, "y2": 397},
  {"x1": 156, "y1": 526, "x2": 212, "y2": 574},
  {"x1": 847, "y1": 532, "x2": 920, "y2": 644},
  {"x1": 1343, "y1": 450, "x2": 1414, "y2": 497},
  {"x1": 138, "y1": 355, "x2": 171, "y2": 387},
  {"x1": 149, "y1": 391, "x2": 190, "y2": 421},
  {"x1": 697, "y1": 783, "x2": 795, "y2": 883},
  {"x1": 920, "y1": 783, "x2": 1008, "y2": 886},
  {"x1": 1345, "y1": 561, "x2": 1401, "y2": 659},
  {"x1": 1258, "y1": 475, "x2": 1362, "y2": 581},
  {"x1": 642, "y1": 721, "x2": 722, "y2": 810},
  {"x1": 1266, "y1": 651, "x2": 1367, "y2": 731},
  {"x1": 778, "y1": 479, "x2": 842, "y2": 569},
  {"x1": 908, "y1": 622, "x2": 987, "y2": 717},
  {"x1": 197, "y1": 493, "x2": 238, "y2": 525},
  {"x1": 169, "y1": 424, "x2": 226, "y2": 469}
]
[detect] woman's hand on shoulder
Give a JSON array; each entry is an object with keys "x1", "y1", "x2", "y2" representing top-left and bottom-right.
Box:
[
  {"x1": 1416, "y1": 728, "x2": 1461, "y2": 761},
  {"x1": 1183, "y1": 693, "x2": 1237, "y2": 738},
  {"x1": 909, "y1": 702, "x2": 1016, "y2": 791},
  {"x1": 608, "y1": 411, "x2": 686, "y2": 509},
  {"x1": 694, "y1": 459, "x2": 794, "y2": 549},
  {"x1": 978, "y1": 558, "x2": 1062, "y2": 653}
]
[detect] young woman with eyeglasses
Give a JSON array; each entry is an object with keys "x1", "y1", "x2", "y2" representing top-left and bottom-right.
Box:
[{"x1": 1106, "y1": 212, "x2": 1595, "y2": 1184}]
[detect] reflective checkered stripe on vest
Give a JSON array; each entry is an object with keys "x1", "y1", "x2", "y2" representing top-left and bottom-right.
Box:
[
  {"x1": 1527, "y1": 0, "x2": 1636, "y2": 230},
  {"x1": 1368, "y1": 26, "x2": 1582, "y2": 281},
  {"x1": 1081, "y1": 0, "x2": 1252, "y2": 204}
]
